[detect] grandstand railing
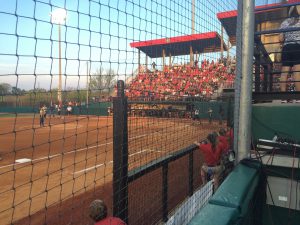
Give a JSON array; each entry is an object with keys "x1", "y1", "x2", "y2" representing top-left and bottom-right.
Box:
[
  {"x1": 252, "y1": 2, "x2": 300, "y2": 101},
  {"x1": 128, "y1": 145, "x2": 198, "y2": 223}
]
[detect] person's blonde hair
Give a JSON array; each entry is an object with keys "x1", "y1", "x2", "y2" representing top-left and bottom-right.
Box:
[{"x1": 89, "y1": 199, "x2": 108, "y2": 222}]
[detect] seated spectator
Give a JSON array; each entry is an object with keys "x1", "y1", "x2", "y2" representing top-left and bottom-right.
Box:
[
  {"x1": 218, "y1": 128, "x2": 230, "y2": 153},
  {"x1": 194, "y1": 133, "x2": 224, "y2": 190},
  {"x1": 226, "y1": 124, "x2": 234, "y2": 150},
  {"x1": 125, "y1": 57, "x2": 236, "y2": 100},
  {"x1": 219, "y1": 127, "x2": 235, "y2": 177},
  {"x1": 89, "y1": 199, "x2": 127, "y2": 225}
]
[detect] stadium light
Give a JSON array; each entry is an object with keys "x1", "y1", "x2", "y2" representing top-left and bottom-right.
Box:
[
  {"x1": 50, "y1": 8, "x2": 67, "y2": 25},
  {"x1": 50, "y1": 8, "x2": 67, "y2": 106}
]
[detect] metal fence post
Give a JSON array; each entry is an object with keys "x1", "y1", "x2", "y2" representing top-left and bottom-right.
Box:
[
  {"x1": 188, "y1": 152, "x2": 194, "y2": 196},
  {"x1": 268, "y1": 64, "x2": 273, "y2": 92},
  {"x1": 162, "y1": 164, "x2": 168, "y2": 222},
  {"x1": 254, "y1": 53, "x2": 261, "y2": 92},
  {"x1": 227, "y1": 96, "x2": 234, "y2": 127},
  {"x1": 113, "y1": 80, "x2": 128, "y2": 223},
  {"x1": 263, "y1": 65, "x2": 268, "y2": 92},
  {"x1": 239, "y1": 0, "x2": 254, "y2": 161}
]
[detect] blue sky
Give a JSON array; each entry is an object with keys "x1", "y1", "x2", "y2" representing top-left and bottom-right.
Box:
[{"x1": 0, "y1": 0, "x2": 277, "y2": 90}]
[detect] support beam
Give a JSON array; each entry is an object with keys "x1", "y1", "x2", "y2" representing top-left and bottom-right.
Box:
[
  {"x1": 253, "y1": 91, "x2": 300, "y2": 101},
  {"x1": 86, "y1": 61, "x2": 89, "y2": 108},
  {"x1": 254, "y1": 53, "x2": 261, "y2": 92},
  {"x1": 113, "y1": 80, "x2": 128, "y2": 223},
  {"x1": 234, "y1": 0, "x2": 243, "y2": 161},
  {"x1": 145, "y1": 55, "x2": 148, "y2": 71},
  {"x1": 237, "y1": 0, "x2": 255, "y2": 162},
  {"x1": 191, "y1": 0, "x2": 195, "y2": 34},
  {"x1": 162, "y1": 49, "x2": 166, "y2": 70},
  {"x1": 58, "y1": 25, "x2": 62, "y2": 106},
  {"x1": 269, "y1": 64, "x2": 273, "y2": 92},
  {"x1": 263, "y1": 65, "x2": 268, "y2": 92},
  {"x1": 227, "y1": 39, "x2": 230, "y2": 59},
  {"x1": 190, "y1": 45, "x2": 194, "y2": 66},
  {"x1": 221, "y1": 26, "x2": 224, "y2": 59},
  {"x1": 138, "y1": 50, "x2": 141, "y2": 73}
]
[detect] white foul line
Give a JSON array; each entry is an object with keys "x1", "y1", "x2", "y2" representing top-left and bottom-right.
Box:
[
  {"x1": 0, "y1": 145, "x2": 103, "y2": 170},
  {"x1": 72, "y1": 149, "x2": 162, "y2": 175},
  {"x1": 72, "y1": 161, "x2": 113, "y2": 174},
  {"x1": 0, "y1": 133, "x2": 150, "y2": 170}
]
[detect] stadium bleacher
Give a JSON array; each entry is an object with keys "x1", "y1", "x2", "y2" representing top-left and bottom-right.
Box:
[{"x1": 125, "y1": 58, "x2": 235, "y2": 101}]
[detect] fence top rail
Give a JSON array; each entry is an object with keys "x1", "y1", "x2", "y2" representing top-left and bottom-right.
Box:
[
  {"x1": 252, "y1": 91, "x2": 300, "y2": 101},
  {"x1": 128, "y1": 100, "x2": 190, "y2": 105},
  {"x1": 255, "y1": 26, "x2": 300, "y2": 36},
  {"x1": 128, "y1": 100, "x2": 207, "y2": 105},
  {"x1": 128, "y1": 144, "x2": 198, "y2": 183}
]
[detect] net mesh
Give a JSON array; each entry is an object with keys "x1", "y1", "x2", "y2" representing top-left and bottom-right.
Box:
[{"x1": 0, "y1": 0, "x2": 238, "y2": 224}]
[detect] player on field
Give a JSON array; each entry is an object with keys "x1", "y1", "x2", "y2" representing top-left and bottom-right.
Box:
[{"x1": 39, "y1": 106, "x2": 45, "y2": 127}]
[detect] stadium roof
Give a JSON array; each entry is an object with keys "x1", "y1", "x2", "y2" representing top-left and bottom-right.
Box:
[
  {"x1": 130, "y1": 32, "x2": 228, "y2": 58},
  {"x1": 217, "y1": 1, "x2": 299, "y2": 45}
]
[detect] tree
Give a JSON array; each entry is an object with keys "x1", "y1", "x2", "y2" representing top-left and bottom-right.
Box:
[
  {"x1": 104, "y1": 68, "x2": 117, "y2": 89},
  {"x1": 65, "y1": 87, "x2": 86, "y2": 102},
  {"x1": 89, "y1": 67, "x2": 116, "y2": 92},
  {"x1": 11, "y1": 87, "x2": 25, "y2": 96},
  {"x1": 0, "y1": 83, "x2": 12, "y2": 96}
]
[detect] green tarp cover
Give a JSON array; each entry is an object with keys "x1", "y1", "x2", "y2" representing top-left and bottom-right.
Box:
[
  {"x1": 188, "y1": 161, "x2": 261, "y2": 225},
  {"x1": 209, "y1": 163, "x2": 259, "y2": 211},
  {"x1": 252, "y1": 104, "x2": 300, "y2": 143},
  {"x1": 188, "y1": 203, "x2": 239, "y2": 225}
]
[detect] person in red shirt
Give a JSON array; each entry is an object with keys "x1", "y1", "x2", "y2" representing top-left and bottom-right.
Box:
[
  {"x1": 226, "y1": 124, "x2": 234, "y2": 150},
  {"x1": 218, "y1": 128, "x2": 230, "y2": 154},
  {"x1": 89, "y1": 199, "x2": 127, "y2": 225},
  {"x1": 194, "y1": 133, "x2": 224, "y2": 190}
]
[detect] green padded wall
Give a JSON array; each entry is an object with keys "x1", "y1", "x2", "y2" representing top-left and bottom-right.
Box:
[
  {"x1": 188, "y1": 161, "x2": 261, "y2": 225},
  {"x1": 252, "y1": 104, "x2": 300, "y2": 143},
  {"x1": 188, "y1": 204, "x2": 239, "y2": 225},
  {"x1": 209, "y1": 163, "x2": 260, "y2": 215},
  {"x1": 0, "y1": 102, "x2": 111, "y2": 116}
]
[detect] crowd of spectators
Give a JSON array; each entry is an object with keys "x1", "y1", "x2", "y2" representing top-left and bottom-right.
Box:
[{"x1": 125, "y1": 57, "x2": 236, "y2": 101}]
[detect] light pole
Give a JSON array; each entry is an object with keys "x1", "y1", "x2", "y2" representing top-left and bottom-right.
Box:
[
  {"x1": 50, "y1": 8, "x2": 67, "y2": 106},
  {"x1": 86, "y1": 61, "x2": 89, "y2": 108}
]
